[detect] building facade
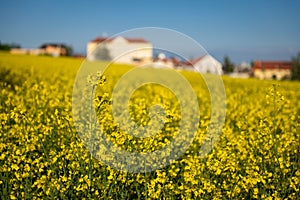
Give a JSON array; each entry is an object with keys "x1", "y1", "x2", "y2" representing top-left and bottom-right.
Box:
[
  {"x1": 87, "y1": 36, "x2": 153, "y2": 64},
  {"x1": 253, "y1": 61, "x2": 292, "y2": 80},
  {"x1": 187, "y1": 55, "x2": 223, "y2": 75},
  {"x1": 11, "y1": 43, "x2": 69, "y2": 57},
  {"x1": 39, "y1": 44, "x2": 68, "y2": 57}
]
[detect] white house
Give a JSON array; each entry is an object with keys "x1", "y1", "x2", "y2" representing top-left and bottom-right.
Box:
[
  {"x1": 87, "y1": 36, "x2": 153, "y2": 64},
  {"x1": 188, "y1": 55, "x2": 223, "y2": 75}
]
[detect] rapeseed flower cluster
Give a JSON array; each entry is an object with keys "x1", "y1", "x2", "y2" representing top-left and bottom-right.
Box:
[{"x1": 0, "y1": 52, "x2": 299, "y2": 199}]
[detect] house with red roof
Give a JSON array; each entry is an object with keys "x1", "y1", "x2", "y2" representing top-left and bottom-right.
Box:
[
  {"x1": 182, "y1": 55, "x2": 223, "y2": 75},
  {"x1": 87, "y1": 36, "x2": 152, "y2": 64},
  {"x1": 252, "y1": 61, "x2": 292, "y2": 80},
  {"x1": 151, "y1": 53, "x2": 223, "y2": 74}
]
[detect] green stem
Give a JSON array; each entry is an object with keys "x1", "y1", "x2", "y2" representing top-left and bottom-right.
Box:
[
  {"x1": 273, "y1": 84, "x2": 277, "y2": 135},
  {"x1": 88, "y1": 85, "x2": 95, "y2": 197}
]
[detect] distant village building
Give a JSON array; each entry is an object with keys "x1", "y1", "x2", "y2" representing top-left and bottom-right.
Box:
[
  {"x1": 10, "y1": 48, "x2": 30, "y2": 55},
  {"x1": 39, "y1": 43, "x2": 68, "y2": 57},
  {"x1": 229, "y1": 72, "x2": 250, "y2": 79},
  {"x1": 152, "y1": 53, "x2": 223, "y2": 74},
  {"x1": 10, "y1": 43, "x2": 70, "y2": 57},
  {"x1": 228, "y1": 62, "x2": 251, "y2": 79},
  {"x1": 152, "y1": 53, "x2": 181, "y2": 69},
  {"x1": 252, "y1": 61, "x2": 292, "y2": 80},
  {"x1": 10, "y1": 48, "x2": 45, "y2": 55},
  {"x1": 87, "y1": 36, "x2": 153, "y2": 64},
  {"x1": 236, "y1": 62, "x2": 252, "y2": 72},
  {"x1": 186, "y1": 55, "x2": 223, "y2": 75}
]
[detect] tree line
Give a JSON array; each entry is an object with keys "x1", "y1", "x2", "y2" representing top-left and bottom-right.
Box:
[{"x1": 0, "y1": 42, "x2": 21, "y2": 51}]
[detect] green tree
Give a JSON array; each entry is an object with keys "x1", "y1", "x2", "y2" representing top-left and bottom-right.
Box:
[
  {"x1": 0, "y1": 41, "x2": 21, "y2": 51},
  {"x1": 64, "y1": 45, "x2": 73, "y2": 56},
  {"x1": 223, "y1": 55, "x2": 234, "y2": 73},
  {"x1": 291, "y1": 52, "x2": 300, "y2": 80}
]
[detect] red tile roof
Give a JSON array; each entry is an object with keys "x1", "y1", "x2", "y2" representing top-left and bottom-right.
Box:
[
  {"x1": 90, "y1": 37, "x2": 149, "y2": 44},
  {"x1": 126, "y1": 38, "x2": 149, "y2": 43},
  {"x1": 90, "y1": 37, "x2": 113, "y2": 43},
  {"x1": 253, "y1": 61, "x2": 292, "y2": 70},
  {"x1": 157, "y1": 57, "x2": 181, "y2": 66},
  {"x1": 189, "y1": 56, "x2": 206, "y2": 65},
  {"x1": 183, "y1": 55, "x2": 206, "y2": 66}
]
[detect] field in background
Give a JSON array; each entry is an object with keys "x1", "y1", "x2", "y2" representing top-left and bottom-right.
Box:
[{"x1": 0, "y1": 52, "x2": 299, "y2": 199}]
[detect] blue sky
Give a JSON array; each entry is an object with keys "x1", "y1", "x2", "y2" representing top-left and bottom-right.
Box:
[{"x1": 0, "y1": 0, "x2": 299, "y2": 63}]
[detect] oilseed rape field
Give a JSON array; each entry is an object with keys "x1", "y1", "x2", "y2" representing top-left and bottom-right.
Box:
[{"x1": 0, "y1": 51, "x2": 300, "y2": 199}]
